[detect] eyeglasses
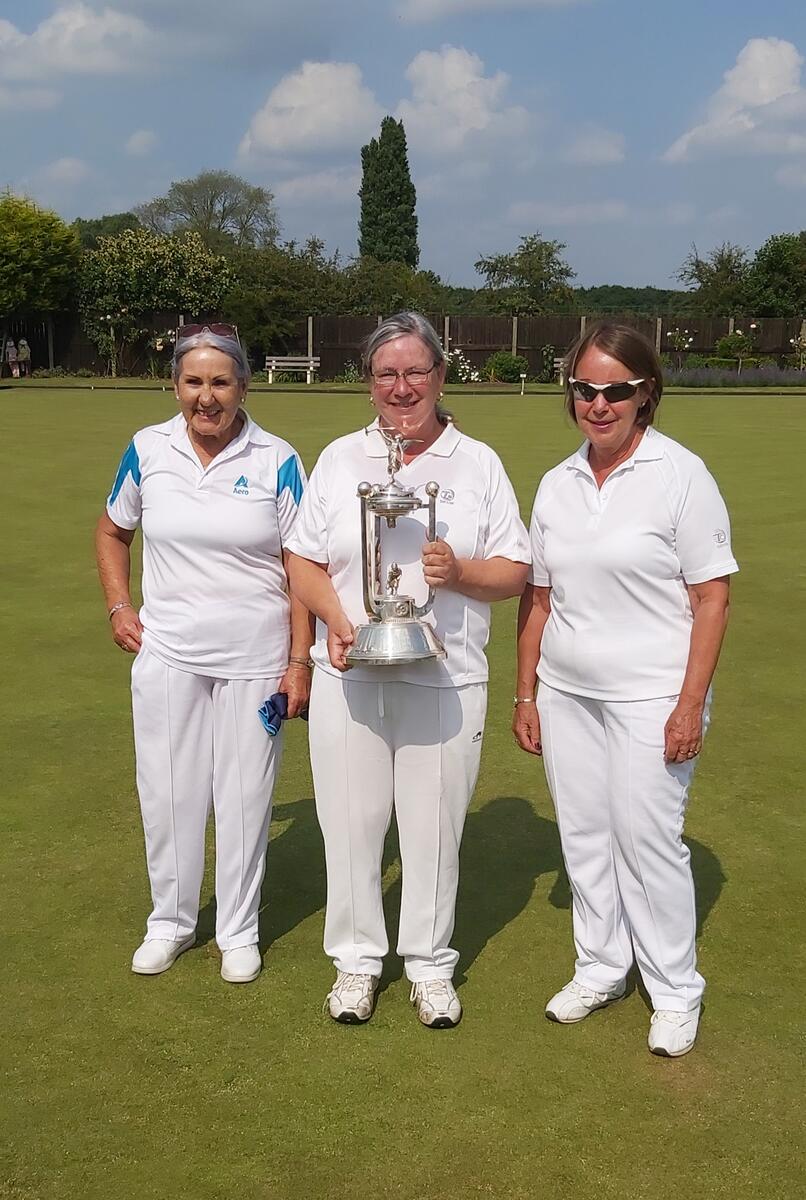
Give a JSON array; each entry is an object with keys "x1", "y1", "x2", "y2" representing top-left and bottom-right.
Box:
[
  {"x1": 371, "y1": 364, "x2": 439, "y2": 388},
  {"x1": 569, "y1": 377, "x2": 646, "y2": 403},
  {"x1": 175, "y1": 323, "x2": 240, "y2": 343}
]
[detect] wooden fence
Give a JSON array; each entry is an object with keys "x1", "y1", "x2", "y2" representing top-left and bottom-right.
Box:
[
  {"x1": 4, "y1": 312, "x2": 806, "y2": 378},
  {"x1": 309, "y1": 314, "x2": 806, "y2": 379}
]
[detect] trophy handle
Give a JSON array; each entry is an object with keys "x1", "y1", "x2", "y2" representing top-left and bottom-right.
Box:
[
  {"x1": 414, "y1": 481, "x2": 440, "y2": 619},
  {"x1": 358, "y1": 484, "x2": 381, "y2": 618}
]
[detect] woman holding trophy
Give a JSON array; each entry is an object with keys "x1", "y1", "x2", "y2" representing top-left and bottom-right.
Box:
[{"x1": 286, "y1": 311, "x2": 529, "y2": 1028}]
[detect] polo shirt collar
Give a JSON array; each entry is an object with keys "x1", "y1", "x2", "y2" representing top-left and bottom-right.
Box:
[
  {"x1": 169, "y1": 408, "x2": 258, "y2": 462},
  {"x1": 568, "y1": 425, "x2": 665, "y2": 477},
  {"x1": 363, "y1": 418, "x2": 461, "y2": 459}
]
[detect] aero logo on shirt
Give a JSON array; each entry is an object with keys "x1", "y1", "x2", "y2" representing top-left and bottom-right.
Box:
[{"x1": 233, "y1": 475, "x2": 249, "y2": 495}]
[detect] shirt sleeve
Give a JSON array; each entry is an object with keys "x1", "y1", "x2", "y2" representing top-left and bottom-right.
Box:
[
  {"x1": 283, "y1": 452, "x2": 330, "y2": 564},
  {"x1": 276, "y1": 451, "x2": 308, "y2": 545},
  {"x1": 106, "y1": 439, "x2": 142, "y2": 530},
  {"x1": 527, "y1": 482, "x2": 549, "y2": 586},
  {"x1": 482, "y1": 451, "x2": 530, "y2": 563},
  {"x1": 674, "y1": 458, "x2": 739, "y2": 584}
]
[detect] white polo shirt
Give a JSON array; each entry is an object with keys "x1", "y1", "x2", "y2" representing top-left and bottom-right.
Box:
[
  {"x1": 529, "y1": 426, "x2": 739, "y2": 701},
  {"x1": 106, "y1": 412, "x2": 306, "y2": 680},
  {"x1": 285, "y1": 420, "x2": 530, "y2": 688}
]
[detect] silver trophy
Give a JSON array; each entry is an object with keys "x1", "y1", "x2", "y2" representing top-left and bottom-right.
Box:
[{"x1": 345, "y1": 432, "x2": 447, "y2": 666}]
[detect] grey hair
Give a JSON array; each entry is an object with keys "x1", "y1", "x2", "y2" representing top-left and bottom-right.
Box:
[
  {"x1": 361, "y1": 311, "x2": 446, "y2": 377},
  {"x1": 171, "y1": 330, "x2": 251, "y2": 385}
]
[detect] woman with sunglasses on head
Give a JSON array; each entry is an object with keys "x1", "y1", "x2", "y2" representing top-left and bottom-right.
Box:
[
  {"x1": 285, "y1": 312, "x2": 529, "y2": 1028},
  {"x1": 95, "y1": 325, "x2": 313, "y2": 983},
  {"x1": 513, "y1": 321, "x2": 738, "y2": 1057}
]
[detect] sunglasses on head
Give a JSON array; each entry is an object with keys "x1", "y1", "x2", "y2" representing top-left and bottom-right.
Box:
[
  {"x1": 175, "y1": 323, "x2": 240, "y2": 343},
  {"x1": 569, "y1": 377, "x2": 646, "y2": 403}
]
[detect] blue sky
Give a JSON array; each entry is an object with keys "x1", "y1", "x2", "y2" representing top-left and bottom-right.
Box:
[{"x1": 2, "y1": 0, "x2": 806, "y2": 287}]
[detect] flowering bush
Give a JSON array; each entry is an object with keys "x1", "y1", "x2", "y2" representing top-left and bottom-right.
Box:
[
  {"x1": 444, "y1": 347, "x2": 480, "y2": 384},
  {"x1": 666, "y1": 327, "x2": 695, "y2": 370},
  {"x1": 789, "y1": 332, "x2": 806, "y2": 370}
]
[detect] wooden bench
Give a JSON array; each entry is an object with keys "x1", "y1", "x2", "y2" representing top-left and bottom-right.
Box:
[{"x1": 264, "y1": 356, "x2": 320, "y2": 384}]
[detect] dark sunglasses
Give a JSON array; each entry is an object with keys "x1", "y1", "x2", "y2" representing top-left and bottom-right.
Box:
[
  {"x1": 569, "y1": 377, "x2": 646, "y2": 403},
  {"x1": 175, "y1": 323, "x2": 240, "y2": 343}
]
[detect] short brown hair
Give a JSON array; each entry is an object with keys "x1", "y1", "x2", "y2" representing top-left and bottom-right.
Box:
[{"x1": 563, "y1": 321, "x2": 663, "y2": 429}]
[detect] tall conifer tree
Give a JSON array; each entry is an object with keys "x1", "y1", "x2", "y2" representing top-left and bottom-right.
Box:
[{"x1": 358, "y1": 117, "x2": 418, "y2": 268}]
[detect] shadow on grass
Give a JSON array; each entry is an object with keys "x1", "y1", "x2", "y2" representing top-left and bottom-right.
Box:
[
  {"x1": 195, "y1": 795, "x2": 725, "y2": 990},
  {"x1": 195, "y1": 796, "x2": 326, "y2": 953}
]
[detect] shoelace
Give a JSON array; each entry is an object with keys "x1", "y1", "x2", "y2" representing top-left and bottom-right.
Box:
[
  {"x1": 567, "y1": 980, "x2": 608, "y2": 1002},
  {"x1": 324, "y1": 972, "x2": 374, "y2": 1012},
  {"x1": 410, "y1": 979, "x2": 454, "y2": 1008},
  {"x1": 651, "y1": 1009, "x2": 693, "y2": 1026}
]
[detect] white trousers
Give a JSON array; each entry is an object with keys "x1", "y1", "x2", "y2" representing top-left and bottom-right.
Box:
[
  {"x1": 538, "y1": 682, "x2": 707, "y2": 1012},
  {"x1": 309, "y1": 670, "x2": 487, "y2": 981},
  {"x1": 131, "y1": 648, "x2": 283, "y2": 950}
]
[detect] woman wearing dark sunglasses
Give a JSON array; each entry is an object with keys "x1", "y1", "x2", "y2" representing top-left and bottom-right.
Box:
[
  {"x1": 95, "y1": 325, "x2": 313, "y2": 985},
  {"x1": 513, "y1": 321, "x2": 738, "y2": 1057}
]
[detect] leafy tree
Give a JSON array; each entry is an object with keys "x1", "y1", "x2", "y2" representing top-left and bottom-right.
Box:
[
  {"x1": 0, "y1": 192, "x2": 80, "y2": 319},
  {"x1": 340, "y1": 257, "x2": 441, "y2": 315},
  {"x1": 575, "y1": 284, "x2": 694, "y2": 316},
  {"x1": 79, "y1": 228, "x2": 230, "y2": 374},
  {"x1": 474, "y1": 232, "x2": 575, "y2": 315},
  {"x1": 358, "y1": 117, "x2": 419, "y2": 268},
  {"x1": 744, "y1": 232, "x2": 806, "y2": 316},
  {"x1": 135, "y1": 170, "x2": 279, "y2": 252},
  {"x1": 677, "y1": 242, "x2": 749, "y2": 315},
  {"x1": 224, "y1": 239, "x2": 344, "y2": 357},
  {"x1": 72, "y1": 212, "x2": 140, "y2": 249}
]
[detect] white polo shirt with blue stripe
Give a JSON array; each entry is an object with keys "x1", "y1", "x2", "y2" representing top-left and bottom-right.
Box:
[{"x1": 106, "y1": 412, "x2": 306, "y2": 680}]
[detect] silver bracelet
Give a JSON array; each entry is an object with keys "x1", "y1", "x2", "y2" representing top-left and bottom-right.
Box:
[
  {"x1": 108, "y1": 601, "x2": 134, "y2": 621},
  {"x1": 513, "y1": 696, "x2": 536, "y2": 705}
]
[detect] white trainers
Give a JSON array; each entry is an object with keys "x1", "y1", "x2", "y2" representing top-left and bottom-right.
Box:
[
  {"x1": 325, "y1": 972, "x2": 379, "y2": 1024},
  {"x1": 410, "y1": 979, "x2": 462, "y2": 1029},
  {"x1": 545, "y1": 979, "x2": 626, "y2": 1023},
  {"x1": 221, "y1": 945, "x2": 261, "y2": 984},
  {"x1": 131, "y1": 935, "x2": 195, "y2": 976},
  {"x1": 648, "y1": 1008, "x2": 700, "y2": 1057}
]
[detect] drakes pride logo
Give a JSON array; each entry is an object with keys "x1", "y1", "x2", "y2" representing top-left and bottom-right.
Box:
[{"x1": 233, "y1": 475, "x2": 249, "y2": 496}]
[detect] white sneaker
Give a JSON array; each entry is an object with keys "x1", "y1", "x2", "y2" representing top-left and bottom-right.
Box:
[
  {"x1": 131, "y1": 935, "x2": 195, "y2": 976},
  {"x1": 648, "y1": 1008, "x2": 700, "y2": 1057},
  {"x1": 325, "y1": 972, "x2": 378, "y2": 1024},
  {"x1": 410, "y1": 979, "x2": 462, "y2": 1029},
  {"x1": 545, "y1": 979, "x2": 626, "y2": 1023},
  {"x1": 221, "y1": 945, "x2": 261, "y2": 984}
]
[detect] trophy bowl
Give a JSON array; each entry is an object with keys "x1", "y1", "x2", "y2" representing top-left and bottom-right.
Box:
[{"x1": 345, "y1": 435, "x2": 447, "y2": 668}]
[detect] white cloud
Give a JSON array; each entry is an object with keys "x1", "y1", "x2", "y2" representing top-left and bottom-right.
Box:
[
  {"x1": 0, "y1": 83, "x2": 60, "y2": 110},
  {"x1": 0, "y1": 6, "x2": 156, "y2": 82},
  {"x1": 506, "y1": 199, "x2": 629, "y2": 225},
  {"x1": 400, "y1": 0, "x2": 581, "y2": 20},
  {"x1": 274, "y1": 167, "x2": 360, "y2": 205},
  {"x1": 664, "y1": 37, "x2": 806, "y2": 162},
  {"x1": 125, "y1": 129, "x2": 158, "y2": 156},
  {"x1": 239, "y1": 61, "x2": 383, "y2": 159},
  {"x1": 397, "y1": 46, "x2": 531, "y2": 155},
  {"x1": 562, "y1": 126, "x2": 625, "y2": 165},
  {"x1": 38, "y1": 156, "x2": 92, "y2": 185}
]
